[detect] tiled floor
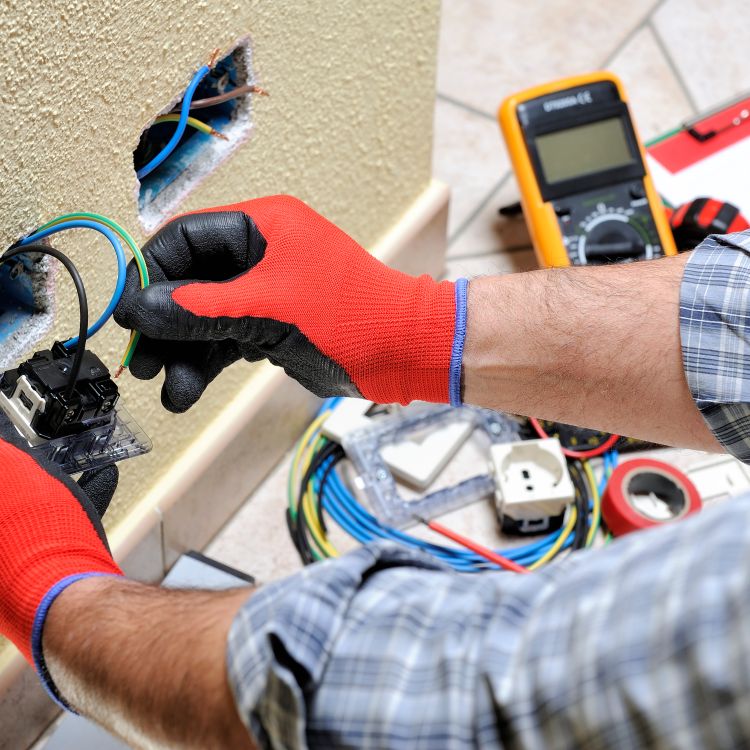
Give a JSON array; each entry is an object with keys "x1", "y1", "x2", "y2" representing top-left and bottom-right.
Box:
[
  {"x1": 434, "y1": 0, "x2": 745, "y2": 279},
  {"x1": 208, "y1": 0, "x2": 749, "y2": 584}
]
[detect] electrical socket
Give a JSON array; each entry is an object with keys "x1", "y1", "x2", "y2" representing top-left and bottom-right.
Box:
[{"x1": 491, "y1": 437, "x2": 574, "y2": 520}]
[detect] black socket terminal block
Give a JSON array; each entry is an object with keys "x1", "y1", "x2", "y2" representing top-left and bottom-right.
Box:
[
  {"x1": 0, "y1": 342, "x2": 118, "y2": 440},
  {"x1": 0, "y1": 343, "x2": 151, "y2": 473}
]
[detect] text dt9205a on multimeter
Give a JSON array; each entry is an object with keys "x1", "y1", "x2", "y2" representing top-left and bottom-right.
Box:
[{"x1": 499, "y1": 72, "x2": 677, "y2": 267}]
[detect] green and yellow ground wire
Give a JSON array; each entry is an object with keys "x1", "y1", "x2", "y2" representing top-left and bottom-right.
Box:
[
  {"x1": 287, "y1": 410, "x2": 340, "y2": 560},
  {"x1": 37, "y1": 212, "x2": 149, "y2": 375},
  {"x1": 153, "y1": 114, "x2": 228, "y2": 140}
]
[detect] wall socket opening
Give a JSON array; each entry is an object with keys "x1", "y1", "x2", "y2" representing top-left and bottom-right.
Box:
[
  {"x1": 0, "y1": 254, "x2": 56, "y2": 369},
  {"x1": 134, "y1": 42, "x2": 256, "y2": 232}
]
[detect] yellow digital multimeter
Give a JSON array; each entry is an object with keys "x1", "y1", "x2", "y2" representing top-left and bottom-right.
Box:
[{"x1": 499, "y1": 72, "x2": 677, "y2": 267}]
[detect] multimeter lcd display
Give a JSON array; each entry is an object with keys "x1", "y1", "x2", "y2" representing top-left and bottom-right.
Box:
[{"x1": 535, "y1": 117, "x2": 634, "y2": 184}]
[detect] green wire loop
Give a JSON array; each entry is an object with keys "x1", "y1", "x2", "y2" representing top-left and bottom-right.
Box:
[{"x1": 37, "y1": 212, "x2": 149, "y2": 369}]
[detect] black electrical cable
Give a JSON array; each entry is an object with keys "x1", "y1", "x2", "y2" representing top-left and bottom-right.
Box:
[
  {"x1": 292, "y1": 441, "x2": 344, "y2": 566},
  {"x1": 568, "y1": 461, "x2": 590, "y2": 550},
  {"x1": 572, "y1": 466, "x2": 588, "y2": 550},
  {"x1": 315, "y1": 448, "x2": 345, "y2": 534},
  {"x1": 289, "y1": 496, "x2": 314, "y2": 566},
  {"x1": 0, "y1": 243, "x2": 88, "y2": 398},
  {"x1": 295, "y1": 442, "x2": 342, "y2": 563},
  {"x1": 286, "y1": 507, "x2": 311, "y2": 565}
]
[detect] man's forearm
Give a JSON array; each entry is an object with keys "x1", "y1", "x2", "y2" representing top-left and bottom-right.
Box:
[
  {"x1": 463, "y1": 253, "x2": 721, "y2": 451},
  {"x1": 43, "y1": 577, "x2": 255, "y2": 750}
]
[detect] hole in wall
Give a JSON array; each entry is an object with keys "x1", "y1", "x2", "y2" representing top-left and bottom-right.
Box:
[
  {"x1": 134, "y1": 42, "x2": 257, "y2": 232},
  {"x1": 0, "y1": 254, "x2": 56, "y2": 369}
]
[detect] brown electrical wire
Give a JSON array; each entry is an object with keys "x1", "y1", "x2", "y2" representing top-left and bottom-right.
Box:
[{"x1": 184, "y1": 84, "x2": 269, "y2": 111}]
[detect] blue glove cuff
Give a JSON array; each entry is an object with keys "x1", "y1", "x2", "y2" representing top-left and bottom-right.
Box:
[
  {"x1": 449, "y1": 277, "x2": 469, "y2": 407},
  {"x1": 32, "y1": 572, "x2": 118, "y2": 712}
]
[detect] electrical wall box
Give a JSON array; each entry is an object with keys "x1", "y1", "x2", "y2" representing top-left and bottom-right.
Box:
[
  {"x1": 135, "y1": 45, "x2": 255, "y2": 231},
  {"x1": 491, "y1": 437, "x2": 574, "y2": 520},
  {"x1": 0, "y1": 254, "x2": 55, "y2": 370}
]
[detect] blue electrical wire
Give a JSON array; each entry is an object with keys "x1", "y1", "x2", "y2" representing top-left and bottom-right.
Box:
[
  {"x1": 598, "y1": 450, "x2": 619, "y2": 497},
  {"x1": 20, "y1": 220, "x2": 127, "y2": 347},
  {"x1": 320, "y1": 467, "x2": 571, "y2": 571},
  {"x1": 136, "y1": 64, "x2": 211, "y2": 180},
  {"x1": 316, "y1": 446, "x2": 572, "y2": 571}
]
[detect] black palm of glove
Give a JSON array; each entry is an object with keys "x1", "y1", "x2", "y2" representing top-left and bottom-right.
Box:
[{"x1": 113, "y1": 214, "x2": 252, "y2": 413}]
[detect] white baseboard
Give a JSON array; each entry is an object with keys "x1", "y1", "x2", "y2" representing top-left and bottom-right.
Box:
[{"x1": 0, "y1": 178, "x2": 450, "y2": 750}]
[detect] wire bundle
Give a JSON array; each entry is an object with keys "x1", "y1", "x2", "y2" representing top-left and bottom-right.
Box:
[
  {"x1": 288, "y1": 399, "x2": 618, "y2": 573},
  {"x1": 137, "y1": 56, "x2": 268, "y2": 182},
  {"x1": 4, "y1": 213, "x2": 149, "y2": 374},
  {"x1": 529, "y1": 417, "x2": 620, "y2": 459},
  {"x1": 136, "y1": 64, "x2": 212, "y2": 181}
]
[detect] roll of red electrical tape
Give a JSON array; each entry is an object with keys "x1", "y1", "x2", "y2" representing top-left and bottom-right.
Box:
[{"x1": 602, "y1": 458, "x2": 702, "y2": 537}]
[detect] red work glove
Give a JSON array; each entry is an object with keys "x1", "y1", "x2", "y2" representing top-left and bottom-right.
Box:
[
  {"x1": 0, "y1": 412, "x2": 122, "y2": 708},
  {"x1": 114, "y1": 196, "x2": 468, "y2": 412}
]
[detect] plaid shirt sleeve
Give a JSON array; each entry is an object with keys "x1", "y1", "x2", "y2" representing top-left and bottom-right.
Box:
[
  {"x1": 680, "y1": 231, "x2": 750, "y2": 461},
  {"x1": 224, "y1": 241, "x2": 750, "y2": 749},
  {"x1": 227, "y1": 495, "x2": 750, "y2": 750}
]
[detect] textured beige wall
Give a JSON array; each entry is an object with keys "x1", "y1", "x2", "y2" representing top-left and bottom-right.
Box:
[{"x1": 0, "y1": 0, "x2": 440, "y2": 528}]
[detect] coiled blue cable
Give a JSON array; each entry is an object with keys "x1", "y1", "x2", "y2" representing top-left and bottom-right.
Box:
[
  {"x1": 316, "y1": 445, "x2": 572, "y2": 571},
  {"x1": 20, "y1": 220, "x2": 127, "y2": 347},
  {"x1": 322, "y1": 469, "x2": 485, "y2": 571},
  {"x1": 312, "y1": 399, "x2": 585, "y2": 571},
  {"x1": 320, "y1": 466, "x2": 572, "y2": 571},
  {"x1": 136, "y1": 65, "x2": 211, "y2": 180}
]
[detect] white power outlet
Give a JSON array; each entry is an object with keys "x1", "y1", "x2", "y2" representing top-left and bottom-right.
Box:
[{"x1": 491, "y1": 438, "x2": 574, "y2": 520}]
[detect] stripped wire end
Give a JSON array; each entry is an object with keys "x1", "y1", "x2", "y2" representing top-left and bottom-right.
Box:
[
  {"x1": 208, "y1": 48, "x2": 221, "y2": 68},
  {"x1": 250, "y1": 85, "x2": 270, "y2": 97},
  {"x1": 210, "y1": 128, "x2": 229, "y2": 141},
  {"x1": 114, "y1": 365, "x2": 125, "y2": 379}
]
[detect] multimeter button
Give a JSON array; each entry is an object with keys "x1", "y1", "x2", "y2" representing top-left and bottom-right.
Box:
[
  {"x1": 554, "y1": 204, "x2": 571, "y2": 217},
  {"x1": 629, "y1": 183, "x2": 645, "y2": 199}
]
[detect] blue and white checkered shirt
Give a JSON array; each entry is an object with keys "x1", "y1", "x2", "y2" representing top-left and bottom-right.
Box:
[{"x1": 227, "y1": 234, "x2": 750, "y2": 749}]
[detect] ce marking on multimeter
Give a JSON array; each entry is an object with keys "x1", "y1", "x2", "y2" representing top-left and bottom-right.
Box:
[{"x1": 499, "y1": 72, "x2": 677, "y2": 268}]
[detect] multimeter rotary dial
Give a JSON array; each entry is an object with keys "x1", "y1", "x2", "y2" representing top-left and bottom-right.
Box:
[
  {"x1": 556, "y1": 185, "x2": 664, "y2": 266},
  {"x1": 578, "y1": 205, "x2": 651, "y2": 264}
]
